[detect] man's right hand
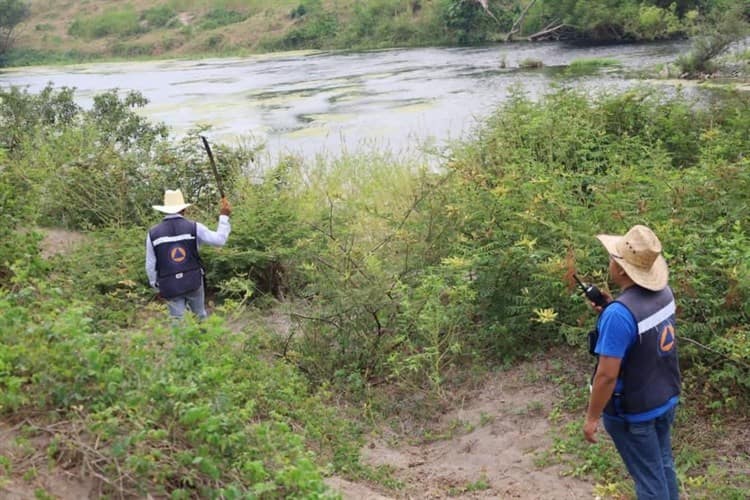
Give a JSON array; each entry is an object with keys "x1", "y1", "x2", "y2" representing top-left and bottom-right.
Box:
[
  {"x1": 590, "y1": 291, "x2": 613, "y2": 313},
  {"x1": 583, "y1": 417, "x2": 599, "y2": 443},
  {"x1": 220, "y1": 197, "x2": 232, "y2": 216}
]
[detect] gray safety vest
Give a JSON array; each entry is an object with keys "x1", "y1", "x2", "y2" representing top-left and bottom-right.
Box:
[
  {"x1": 601, "y1": 286, "x2": 681, "y2": 416},
  {"x1": 149, "y1": 217, "x2": 203, "y2": 299}
]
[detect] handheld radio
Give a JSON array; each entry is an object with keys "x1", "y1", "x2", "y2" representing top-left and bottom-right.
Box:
[{"x1": 573, "y1": 274, "x2": 608, "y2": 307}]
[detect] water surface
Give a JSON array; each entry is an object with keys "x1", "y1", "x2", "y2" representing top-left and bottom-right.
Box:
[{"x1": 0, "y1": 41, "x2": 690, "y2": 159}]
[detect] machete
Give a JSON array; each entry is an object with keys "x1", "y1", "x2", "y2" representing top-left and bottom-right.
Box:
[{"x1": 200, "y1": 135, "x2": 225, "y2": 198}]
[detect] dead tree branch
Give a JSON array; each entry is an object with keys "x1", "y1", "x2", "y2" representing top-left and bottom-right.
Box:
[
  {"x1": 505, "y1": 0, "x2": 538, "y2": 41},
  {"x1": 474, "y1": 0, "x2": 503, "y2": 27},
  {"x1": 528, "y1": 23, "x2": 571, "y2": 41}
]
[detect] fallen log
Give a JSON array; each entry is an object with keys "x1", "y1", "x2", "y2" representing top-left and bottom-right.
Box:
[{"x1": 528, "y1": 23, "x2": 574, "y2": 41}]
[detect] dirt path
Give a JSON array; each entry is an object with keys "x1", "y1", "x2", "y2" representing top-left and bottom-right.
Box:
[
  {"x1": 326, "y1": 362, "x2": 595, "y2": 499},
  {"x1": 0, "y1": 422, "x2": 97, "y2": 499},
  {"x1": 38, "y1": 228, "x2": 88, "y2": 259}
]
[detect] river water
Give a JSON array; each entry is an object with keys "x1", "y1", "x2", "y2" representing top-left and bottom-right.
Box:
[{"x1": 0, "y1": 41, "x2": 691, "y2": 160}]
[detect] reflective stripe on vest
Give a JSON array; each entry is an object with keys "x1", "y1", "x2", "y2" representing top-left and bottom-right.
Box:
[{"x1": 152, "y1": 233, "x2": 196, "y2": 248}]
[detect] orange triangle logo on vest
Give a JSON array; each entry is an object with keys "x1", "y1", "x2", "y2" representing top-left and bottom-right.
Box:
[
  {"x1": 659, "y1": 324, "x2": 675, "y2": 353},
  {"x1": 170, "y1": 246, "x2": 187, "y2": 264}
]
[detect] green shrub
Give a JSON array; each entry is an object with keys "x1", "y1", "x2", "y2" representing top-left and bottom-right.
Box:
[
  {"x1": 203, "y1": 33, "x2": 224, "y2": 49},
  {"x1": 677, "y1": 3, "x2": 749, "y2": 76},
  {"x1": 390, "y1": 262, "x2": 477, "y2": 398},
  {"x1": 438, "y1": 0, "x2": 497, "y2": 45},
  {"x1": 275, "y1": 10, "x2": 339, "y2": 49},
  {"x1": 628, "y1": 4, "x2": 684, "y2": 40},
  {"x1": 0, "y1": 84, "x2": 80, "y2": 153},
  {"x1": 0, "y1": 85, "x2": 259, "y2": 231},
  {"x1": 526, "y1": 0, "x2": 698, "y2": 42},
  {"x1": 142, "y1": 5, "x2": 176, "y2": 28},
  {"x1": 202, "y1": 158, "x2": 307, "y2": 299},
  {"x1": 444, "y1": 86, "x2": 750, "y2": 395},
  {"x1": 256, "y1": 152, "x2": 450, "y2": 384},
  {"x1": 290, "y1": 4, "x2": 307, "y2": 19},
  {"x1": 338, "y1": 0, "x2": 424, "y2": 47},
  {"x1": 0, "y1": 283, "x2": 358, "y2": 496},
  {"x1": 0, "y1": 48, "x2": 96, "y2": 67},
  {"x1": 68, "y1": 9, "x2": 145, "y2": 40},
  {"x1": 199, "y1": 8, "x2": 248, "y2": 30},
  {"x1": 111, "y1": 41, "x2": 156, "y2": 57}
]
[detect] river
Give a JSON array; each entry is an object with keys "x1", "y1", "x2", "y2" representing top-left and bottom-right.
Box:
[{"x1": 0, "y1": 41, "x2": 691, "y2": 160}]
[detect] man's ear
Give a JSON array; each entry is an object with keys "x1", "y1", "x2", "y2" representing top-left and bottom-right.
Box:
[{"x1": 611, "y1": 260, "x2": 626, "y2": 275}]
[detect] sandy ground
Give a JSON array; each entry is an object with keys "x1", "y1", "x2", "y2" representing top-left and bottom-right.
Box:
[
  {"x1": 0, "y1": 422, "x2": 97, "y2": 499},
  {"x1": 38, "y1": 228, "x2": 88, "y2": 259},
  {"x1": 324, "y1": 364, "x2": 595, "y2": 500}
]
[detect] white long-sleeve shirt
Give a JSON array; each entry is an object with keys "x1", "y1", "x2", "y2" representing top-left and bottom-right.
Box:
[{"x1": 145, "y1": 214, "x2": 231, "y2": 288}]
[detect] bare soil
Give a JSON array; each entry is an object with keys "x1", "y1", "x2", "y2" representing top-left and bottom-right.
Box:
[
  {"x1": 324, "y1": 359, "x2": 595, "y2": 500},
  {"x1": 39, "y1": 228, "x2": 88, "y2": 259},
  {"x1": 0, "y1": 421, "x2": 97, "y2": 499}
]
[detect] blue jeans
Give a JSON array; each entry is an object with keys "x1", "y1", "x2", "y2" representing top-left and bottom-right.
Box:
[
  {"x1": 166, "y1": 286, "x2": 208, "y2": 320},
  {"x1": 603, "y1": 407, "x2": 679, "y2": 500}
]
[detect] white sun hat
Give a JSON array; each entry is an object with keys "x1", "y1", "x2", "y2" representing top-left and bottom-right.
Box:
[{"x1": 152, "y1": 189, "x2": 192, "y2": 214}]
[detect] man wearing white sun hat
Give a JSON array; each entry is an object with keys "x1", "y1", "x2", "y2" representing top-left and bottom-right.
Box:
[
  {"x1": 583, "y1": 224, "x2": 681, "y2": 500},
  {"x1": 145, "y1": 189, "x2": 232, "y2": 320}
]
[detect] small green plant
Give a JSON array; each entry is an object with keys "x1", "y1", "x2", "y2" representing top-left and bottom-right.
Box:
[
  {"x1": 524, "y1": 400, "x2": 545, "y2": 416},
  {"x1": 479, "y1": 412, "x2": 495, "y2": 426},
  {"x1": 448, "y1": 474, "x2": 490, "y2": 496},
  {"x1": 465, "y1": 475, "x2": 490, "y2": 492},
  {"x1": 34, "y1": 488, "x2": 54, "y2": 500},
  {"x1": 564, "y1": 58, "x2": 621, "y2": 76},
  {"x1": 0, "y1": 454, "x2": 11, "y2": 475}
]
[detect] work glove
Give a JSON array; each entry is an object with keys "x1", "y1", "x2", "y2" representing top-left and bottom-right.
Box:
[{"x1": 220, "y1": 197, "x2": 232, "y2": 217}]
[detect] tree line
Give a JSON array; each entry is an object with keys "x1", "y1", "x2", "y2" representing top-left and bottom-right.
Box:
[{"x1": 2, "y1": 0, "x2": 748, "y2": 68}]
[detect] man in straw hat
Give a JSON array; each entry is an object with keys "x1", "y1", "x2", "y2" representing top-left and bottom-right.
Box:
[
  {"x1": 583, "y1": 224, "x2": 681, "y2": 500},
  {"x1": 146, "y1": 189, "x2": 232, "y2": 320}
]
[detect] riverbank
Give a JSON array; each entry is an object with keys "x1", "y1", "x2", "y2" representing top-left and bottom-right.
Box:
[{"x1": 6, "y1": 0, "x2": 729, "y2": 68}]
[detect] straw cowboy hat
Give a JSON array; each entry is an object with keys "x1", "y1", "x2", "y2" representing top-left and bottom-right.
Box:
[
  {"x1": 596, "y1": 225, "x2": 669, "y2": 291},
  {"x1": 152, "y1": 189, "x2": 192, "y2": 214}
]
